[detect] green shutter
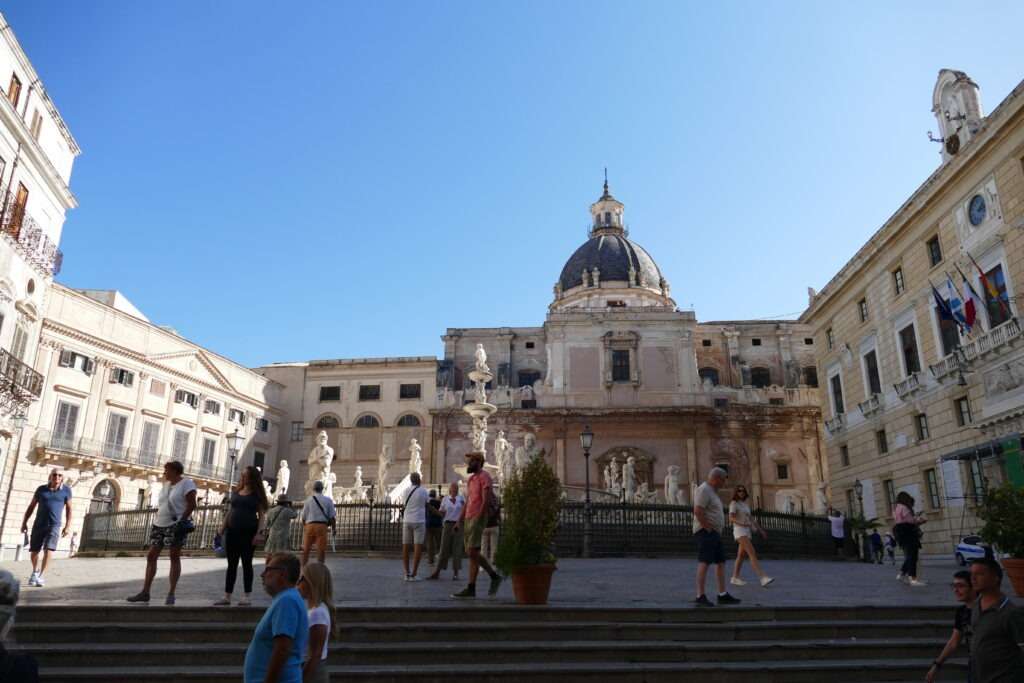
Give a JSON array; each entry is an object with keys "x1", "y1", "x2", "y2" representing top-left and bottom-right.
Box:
[{"x1": 1002, "y1": 438, "x2": 1024, "y2": 487}]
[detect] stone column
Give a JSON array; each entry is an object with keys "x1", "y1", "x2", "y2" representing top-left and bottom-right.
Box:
[
  {"x1": 85, "y1": 359, "x2": 111, "y2": 438},
  {"x1": 555, "y1": 437, "x2": 566, "y2": 482},
  {"x1": 160, "y1": 382, "x2": 177, "y2": 458},
  {"x1": 747, "y1": 436, "x2": 764, "y2": 509},
  {"x1": 685, "y1": 436, "x2": 697, "y2": 503}
]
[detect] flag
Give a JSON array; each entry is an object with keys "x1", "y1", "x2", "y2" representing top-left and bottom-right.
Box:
[
  {"x1": 946, "y1": 274, "x2": 967, "y2": 328},
  {"x1": 969, "y1": 252, "x2": 1011, "y2": 320},
  {"x1": 955, "y1": 263, "x2": 983, "y2": 332},
  {"x1": 931, "y1": 282, "x2": 955, "y2": 323}
]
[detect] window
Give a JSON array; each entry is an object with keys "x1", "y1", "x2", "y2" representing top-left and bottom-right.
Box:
[
  {"x1": 804, "y1": 338, "x2": 814, "y2": 345},
  {"x1": 969, "y1": 459, "x2": 985, "y2": 501},
  {"x1": 698, "y1": 367, "x2": 719, "y2": 386},
  {"x1": 525, "y1": 341, "x2": 535, "y2": 349},
  {"x1": 858, "y1": 298, "x2": 869, "y2": 323},
  {"x1": 926, "y1": 236, "x2": 943, "y2": 267},
  {"x1": 936, "y1": 295, "x2": 961, "y2": 356},
  {"x1": 802, "y1": 367, "x2": 819, "y2": 387},
  {"x1": 611, "y1": 349, "x2": 630, "y2": 382},
  {"x1": 399, "y1": 383, "x2": 421, "y2": 399},
  {"x1": 103, "y1": 413, "x2": 129, "y2": 459},
  {"x1": 9, "y1": 183, "x2": 27, "y2": 237},
  {"x1": 862, "y1": 350, "x2": 882, "y2": 396},
  {"x1": 355, "y1": 415, "x2": 380, "y2": 428},
  {"x1": 769, "y1": 397, "x2": 784, "y2": 406},
  {"x1": 915, "y1": 414, "x2": 930, "y2": 441},
  {"x1": 876, "y1": 429, "x2": 888, "y2": 455},
  {"x1": 702, "y1": 339, "x2": 712, "y2": 347},
  {"x1": 397, "y1": 414, "x2": 421, "y2": 427},
  {"x1": 6, "y1": 73, "x2": 21, "y2": 108},
  {"x1": 751, "y1": 367, "x2": 771, "y2": 388},
  {"x1": 253, "y1": 451, "x2": 265, "y2": 472},
  {"x1": 203, "y1": 400, "x2": 221, "y2": 415},
  {"x1": 171, "y1": 429, "x2": 190, "y2": 461},
  {"x1": 256, "y1": 418, "x2": 269, "y2": 433},
  {"x1": 517, "y1": 370, "x2": 541, "y2": 388},
  {"x1": 884, "y1": 479, "x2": 896, "y2": 512},
  {"x1": 52, "y1": 401, "x2": 79, "y2": 449},
  {"x1": 290, "y1": 422, "x2": 303, "y2": 442},
  {"x1": 58, "y1": 349, "x2": 94, "y2": 375},
  {"x1": 359, "y1": 384, "x2": 381, "y2": 401},
  {"x1": 140, "y1": 422, "x2": 161, "y2": 465},
  {"x1": 776, "y1": 463, "x2": 789, "y2": 480},
  {"x1": 830, "y1": 374, "x2": 845, "y2": 415},
  {"x1": 893, "y1": 267, "x2": 905, "y2": 296},
  {"x1": 955, "y1": 397, "x2": 973, "y2": 426},
  {"x1": 29, "y1": 109, "x2": 42, "y2": 140},
  {"x1": 840, "y1": 445, "x2": 850, "y2": 467},
  {"x1": 201, "y1": 438, "x2": 217, "y2": 467},
  {"x1": 174, "y1": 389, "x2": 198, "y2": 408},
  {"x1": 826, "y1": 328, "x2": 834, "y2": 351},
  {"x1": 228, "y1": 408, "x2": 247, "y2": 424},
  {"x1": 605, "y1": 300, "x2": 627, "y2": 307},
  {"x1": 898, "y1": 324, "x2": 921, "y2": 375},
  {"x1": 150, "y1": 379, "x2": 166, "y2": 397},
  {"x1": 315, "y1": 415, "x2": 339, "y2": 429},
  {"x1": 318, "y1": 385, "x2": 341, "y2": 402},
  {"x1": 925, "y1": 469, "x2": 941, "y2": 509},
  {"x1": 983, "y1": 264, "x2": 1012, "y2": 328},
  {"x1": 751, "y1": 338, "x2": 762, "y2": 346},
  {"x1": 10, "y1": 324, "x2": 29, "y2": 361},
  {"x1": 714, "y1": 398, "x2": 729, "y2": 408}
]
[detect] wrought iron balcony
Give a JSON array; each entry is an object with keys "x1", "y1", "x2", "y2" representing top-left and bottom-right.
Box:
[
  {"x1": 0, "y1": 192, "x2": 63, "y2": 276},
  {"x1": 0, "y1": 347, "x2": 43, "y2": 408},
  {"x1": 929, "y1": 317, "x2": 1023, "y2": 381},
  {"x1": 824, "y1": 413, "x2": 845, "y2": 434},
  {"x1": 894, "y1": 372, "x2": 922, "y2": 400},
  {"x1": 858, "y1": 393, "x2": 884, "y2": 417}
]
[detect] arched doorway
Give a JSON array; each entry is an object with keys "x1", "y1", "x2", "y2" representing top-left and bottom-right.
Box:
[{"x1": 89, "y1": 479, "x2": 119, "y2": 513}]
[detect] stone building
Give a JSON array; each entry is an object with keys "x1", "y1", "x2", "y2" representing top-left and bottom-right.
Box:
[{"x1": 801, "y1": 70, "x2": 1024, "y2": 553}]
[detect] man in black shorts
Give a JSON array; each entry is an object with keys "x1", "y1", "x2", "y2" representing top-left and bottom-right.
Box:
[
  {"x1": 926, "y1": 570, "x2": 974, "y2": 682},
  {"x1": 692, "y1": 467, "x2": 740, "y2": 607},
  {"x1": 127, "y1": 461, "x2": 197, "y2": 605}
]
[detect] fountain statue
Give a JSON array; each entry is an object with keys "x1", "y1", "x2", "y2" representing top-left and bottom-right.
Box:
[
  {"x1": 274, "y1": 461, "x2": 290, "y2": 498},
  {"x1": 306, "y1": 431, "x2": 334, "y2": 496},
  {"x1": 408, "y1": 438, "x2": 422, "y2": 476},
  {"x1": 451, "y1": 344, "x2": 499, "y2": 482},
  {"x1": 494, "y1": 430, "x2": 513, "y2": 485},
  {"x1": 622, "y1": 454, "x2": 637, "y2": 503},
  {"x1": 664, "y1": 465, "x2": 684, "y2": 505},
  {"x1": 377, "y1": 445, "x2": 394, "y2": 499}
]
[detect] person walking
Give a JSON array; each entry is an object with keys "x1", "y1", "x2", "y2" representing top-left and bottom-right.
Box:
[
  {"x1": 401, "y1": 472, "x2": 430, "y2": 581},
  {"x1": 265, "y1": 497, "x2": 298, "y2": 554},
  {"x1": 452, "y1": 452, "x2": 502, "y2": 599},
  {"x1": 298, "y1": 561, "x2": 336, "y2": 683},
  {"x1": 300, "y1": 482, "x2": 335, "y2": 567},
  {"x1": 692, "y1": 467, "x2": 740, "y2": 607},
  {"x1": 884, "y1": 532, "x2": 897, "y2": 565},
  {"x1": 127, "y1": 461, "x2": 197, "y2": 605},
  {"x1": 829, "y1": 508, "x2": 845, "y2": 557},
  {"x1": 428, "y1": 483, "x2": 464, "y2": 581},
  {"x1": 926, "y1": 570, "x2": 976, "y2": 683},
  {"x1": 0, "y1": 568, "x2": 38, "y2": 681},
  {"x1": 728, "y1": 485, "x2": 773, "y2": 588},
  {"x1": 215, "y1": 466, "x2": 269, "y2": 606},
  {"x1": 425, "y1": 490, "x2": 443, "y2": 566},
  {"x1": 969, "y1": 557, "x2": 1024, "y2": 682},
  {"x1": 893, "y1": 491, "x2": 927, "y2": 586},
  {"x1": 21, "y1": 468, "x2": 72, "y2": 588},
  {"x1": 869, "y1": 529, "x2": 884, "y2": 564},
  {"x1": 244, "y1": 553, "x2": 308, "y2": 683}
]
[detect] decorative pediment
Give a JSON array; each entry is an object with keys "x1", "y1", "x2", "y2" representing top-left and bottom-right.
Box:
[{"x1": 146, "y1": 349, "x2": 236, "y2": 394}]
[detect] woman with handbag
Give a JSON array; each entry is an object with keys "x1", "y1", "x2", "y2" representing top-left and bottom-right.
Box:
[
  {"x1": 264, "y1": 496, "x2": 297, "y2": 553},
  {"x1": 892, "y1": 491, "x2": 927, "y2": 586},
  {"x1": 214, "y1": 466, "x2": 269, "y2": 606}
]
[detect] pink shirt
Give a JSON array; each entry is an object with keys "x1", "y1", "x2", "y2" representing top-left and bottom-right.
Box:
[
  {"x1": 464, "y1": 469, "x2": 493, "y2": 520},
  {"x1": 893, "y1": 503, "x2": 915, "y2": 524}
]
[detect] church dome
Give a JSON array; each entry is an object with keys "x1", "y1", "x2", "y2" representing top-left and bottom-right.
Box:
[{"x1": 558, "y1": 233, "x2": 663, "y2": 291}]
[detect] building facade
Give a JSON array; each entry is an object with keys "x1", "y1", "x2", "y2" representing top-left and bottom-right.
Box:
[{"x1": 802, "y1": 70, "x2": 1024, "y2": 553}]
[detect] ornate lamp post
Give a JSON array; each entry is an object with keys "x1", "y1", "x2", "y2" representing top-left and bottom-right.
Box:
[
  {"x1": 579, "y1": 425, "x2": 594, "y2": 559},
  {"x1": 853, "y1": 479, "x2": 867, "y2": 561},
  {"x1": 226, "y1": 428, "x2": 243, "y2": 495}
]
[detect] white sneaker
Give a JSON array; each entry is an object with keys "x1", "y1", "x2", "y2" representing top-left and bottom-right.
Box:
[
  {"x1": 33, "y1": 574, "x2": 45, "y2": 587},
  {"x1": 729, "y1": 577, "x2": 747, "y2": 586},
  {"x1": 909, "y1": 579, "x2": 928, "y2": 587},
  {"x1": 27, "y1": 572, "x2": 37, "y2": 587},
  {"x1": 760, "y1": 576, "x2": 775, "y2": 587},
  {"x1": 408, "y1": 576, "x2": 422, "y2": 582},
  {"x1": 403, "y1": 575, "x2": 410, "y2": 582}
]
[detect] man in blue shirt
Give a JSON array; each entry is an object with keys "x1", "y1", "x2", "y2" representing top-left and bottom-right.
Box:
[
  {"x1": 20, "y1": 468, "x2": 72, "y2": 588},
  {"x1": 244, "y1": 553, "x2": 308, "y2": 683}
]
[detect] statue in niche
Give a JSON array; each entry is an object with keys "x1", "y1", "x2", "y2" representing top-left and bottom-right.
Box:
[
  {"x1": 664, "y1": 465, "x2": 684, "y2": 505},
  {"x1": 603, "y1": 462, "x2": 613, "y2": 492},
  {"x1": 608, "y1": 456, "x2": 622, "y2": 494},
  {"x1": 274, "y1": 461, "x2": 290, "y2": 498},
  {"x1": 622, "y1": 454, "x2": 637, "y2": 502},
  {"x1": 494, "y1": 431, "x2": 514, "y2": 485},
  {"x1": 306, "y1": 431, "x2": 334, "y2": 496},
  {"x1": 408, "y1": 438, "x2": 423, "y2": 476},
  {"x1": 377, "y1": 445, "x2": 394, "y2": 498},
  {"x1": 474, "y1": 344, "x2": 490, "y2": 374}
]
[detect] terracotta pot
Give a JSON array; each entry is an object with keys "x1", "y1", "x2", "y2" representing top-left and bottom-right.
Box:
[
  {"x1": 511, "y1": 564, "x2": 557, "y2": 605},
  {"x1": 1003, "y1": 557, "x2": 1024, "y2": 598}
]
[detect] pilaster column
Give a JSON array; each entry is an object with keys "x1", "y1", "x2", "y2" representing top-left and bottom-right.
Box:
[
  {"x1": 87, "y1": 359, "x2": 112, "y2": 439},
  {"x1": 747, "y1": 436, "x2": 764, "y2": 509},
  {"x1": 555, "y1": 437, "x2": 566, "y2": 482}
]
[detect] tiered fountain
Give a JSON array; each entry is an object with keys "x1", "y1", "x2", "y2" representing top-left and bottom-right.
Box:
[{"x1": 453, "y1": 344, "x2": 501, "y2": 481}]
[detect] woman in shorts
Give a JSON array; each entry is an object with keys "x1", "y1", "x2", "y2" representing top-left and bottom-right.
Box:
[{"x1": 729, "y1": 485, "x2": 774, "y2": 588}]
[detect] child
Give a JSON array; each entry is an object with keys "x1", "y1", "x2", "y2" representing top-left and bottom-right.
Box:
[{"x1": 884, "y1": 532, "x2": 897, "y2": 565}]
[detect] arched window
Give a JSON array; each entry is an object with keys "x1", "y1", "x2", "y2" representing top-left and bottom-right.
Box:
[
  {"x1": 603, "y1": 211, "x2": 611, "y2": 226},
  {"x1": 698, "y1": 367, "x2": 720, "y2": 386},
  {"x1": 751, "y1": 367, "x2": 771, "y2": 388},
  {"x1": 802, "y1": 367, "x2": 819, "y2": 388},
  {"x1": 397, "y1": 414, "x2": 420, "y2": 427},
  {"x1": 316, "y1": 415, "x2": 339, "y2": 429},
  {"x1": 90, "y1": 479, "x2": 118, "y2": 514},
  {"x1": 355, "y1": 415, "x2": 380, "y2": 428},
  {"x1": 517, "y1": 370, "x2": 541, "y2": 388}
]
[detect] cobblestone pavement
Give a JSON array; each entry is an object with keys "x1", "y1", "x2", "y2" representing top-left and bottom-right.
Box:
[{"x1": 2, "y1": 554, "x2": 963, "y2": 609}]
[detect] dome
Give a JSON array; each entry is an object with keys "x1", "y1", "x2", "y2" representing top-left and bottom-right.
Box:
[{"x1": 558, "y1": 233, "x2": 663, "y2": 291}]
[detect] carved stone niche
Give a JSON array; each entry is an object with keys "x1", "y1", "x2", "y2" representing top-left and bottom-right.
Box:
[
  {"x1": 601, "y1": 330, "x2": 641, "y2": 387},
  {"x1": 594, "y1": 446, "x2": 656, "y2": 490}
]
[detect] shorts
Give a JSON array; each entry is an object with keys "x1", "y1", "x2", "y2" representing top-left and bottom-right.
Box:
[
  {"x1": 733, "y1": 525, "x2": 751, "y2": 540},
  {"x1": 303, "y1": 523, "x2": 329, "y2": 550},
  {"x1": 833, "y1": 537, "x2": 845, "y2": 550},
  {"x1": 402, "y1": 522, "x2": 426, "y2": 545},
  {"x1": 30, "y1": 525, "x2": 60, "y2": 552},
  {"x1": 695, "y1": 529, "x2": 725, "y2": 565},
  {"x1": 463, "y1": 516, "x2": 486, "y2": 550},
  {"x1": 148, "y1": 523, "x2": 189, "y2": 549}
]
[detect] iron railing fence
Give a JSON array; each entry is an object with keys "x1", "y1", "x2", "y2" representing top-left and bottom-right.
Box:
[
  {"x1": 82, "y1": 501, "x2": 834, "y2": 558},
  {"x1": 0, "y1": 192, "x2": 63, "y2": 275},
  {"x1": 0, "y1": 347, "x2": 43, "y2": 399}
]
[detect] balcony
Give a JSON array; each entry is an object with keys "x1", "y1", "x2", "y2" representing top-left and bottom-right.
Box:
[
  {"x1": 33, "y1": 430, "x2": 231, "y2": 486},
  {"x1": 0, "y1": 347, "x2": 43, "y2": 409},
  {"x1": 894, "y1": 372, "x2": 922, "y2": 401},
  {"x1": 858, "y1": 393, "x2": 884, "y2": 417},
  {"x1": 929, "y1": 318, "x2": 1023, "y2": 381},
  {"x1": 825, "y1": 413, "x2": 845, "y2": 434},
  {"x1": 0, "y1": 192, "x2": 63, "y2": 276}
]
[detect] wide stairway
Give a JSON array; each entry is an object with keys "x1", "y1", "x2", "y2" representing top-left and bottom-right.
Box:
[{"x1": 18, "y1": 604, "x2": 966, "y2": 682}]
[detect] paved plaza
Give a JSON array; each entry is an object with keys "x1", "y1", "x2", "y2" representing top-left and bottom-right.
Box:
[{"x1": 3, "y1": 555, "x2": 958, "y2": 609}]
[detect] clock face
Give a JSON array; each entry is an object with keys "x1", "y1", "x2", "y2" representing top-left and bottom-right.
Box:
[{"x1": 969, "y1": 194, "x2": 987, "y2": 226}]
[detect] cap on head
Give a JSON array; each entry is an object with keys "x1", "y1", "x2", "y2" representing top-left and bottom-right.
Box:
[{"x1": 465, "y1": 452, "x2": 484, "y2": 462}]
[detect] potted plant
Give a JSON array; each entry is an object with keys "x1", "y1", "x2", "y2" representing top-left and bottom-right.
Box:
[
  {"x1": 494, "y1": 453, "x2": 562, "y2": 605},
  {"x1": 979, "y1": 483, "x2": 1024, "y2": 596}
]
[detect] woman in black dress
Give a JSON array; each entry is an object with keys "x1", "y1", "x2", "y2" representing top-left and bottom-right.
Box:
[{"x1": 214, "y1": 466, "x2": 269, "y2": 606}]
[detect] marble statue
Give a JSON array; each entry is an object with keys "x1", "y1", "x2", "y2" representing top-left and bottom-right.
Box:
[
  {"x1": 816, "y1": 482, "x2": 829, "y2": 514},
  {"x1": 474, "y1": 343, "x2": 490, "y2": 374},
  {"x1": 377, "y1": 444, "x2": 394, "y2": 498},
  {"x1": 581, "y1": 268, "x2": 590, "y2": 287},
  {"x1": 664, "y1": 465, "x2": 684, "y2": 505},
  {"x1": 635, "y1": 482, "x2": 658, "y2": 504},
  {"x1": 274, "y1": 461, "x2": 290, "y2": 498},
  {"x1": 495, "y1": 430, "x2": 513, "y2": 485},
  {"x1": 353, "y1": 466, "x2": 368, "y2": 502},
  {"x1": 519, "y1": 383, "x2": 535, "y2": 401},
  {"x1": 474, "y1": 381, "x2": 487, "y2": 404},
  {"x1": 146, "y1": 474, "x2": 162, "y2": 508},
  {"x1": 263, "y1": 477, "x2": 274, "y2": 502},
  {"x1": 514, "y1": 432, "x2": 540, "y2": 472},
  {"x1": 472, "y1": 426, "x2": 488, "y2": 453},
  {"x1": 622, "y1": 455, "x2": 637, "y2": 502},
  {"x1": 603, "y1": 462, "x2": 613, "y2": 492},
  {"x1": 408, "y1": 438, "x2": 422, "y2": 475},
  {"x1": 608, "y1": 456, "x2": 621, "y2": 494},
  {"x1": 306, "y1": 431, "x2": 335, "y2": 496},
  {"x1": 326, "y1": 472, "x2": 337, "y2": 502}
]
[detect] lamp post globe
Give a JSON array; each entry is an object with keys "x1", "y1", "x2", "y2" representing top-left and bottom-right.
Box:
[
  {"x1": 579, "y1": 425, "x2": 594, "y2": 559},
  {"x1": 226, "y1": 428, "x2": 243, "y2": 494}
]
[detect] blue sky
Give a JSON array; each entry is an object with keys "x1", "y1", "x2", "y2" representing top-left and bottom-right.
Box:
[{"x1": 7, "y1": 2, "x2": 1024, "y2": 367}]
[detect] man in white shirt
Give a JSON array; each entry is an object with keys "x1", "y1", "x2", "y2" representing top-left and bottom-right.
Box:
[
  {"x1": 127, "y1": 461, "x2": 197, "y2": 605},
  {"x1": 692, "y1": 467, "x2": 740, "y2": 607},
  {"x1": 428, "y1": 483, "x2": 465, "y2": 581},
  {"x1": 301, "y1": 481, "x2": 336, "y2": 567},
  {"x1": 401, "y1": 472, "x2": 431, "y2": 581}
]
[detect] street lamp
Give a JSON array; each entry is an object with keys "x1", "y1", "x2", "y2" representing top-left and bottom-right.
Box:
[
  {"x1": 853, "y1": 479, "x2": 867, "y2": 561},
  {"x1": 226, "y1": 428, "x2": 243, "y2": 495},
  {"x1": 579, "y1": 425, "x2": 594, "y2": 559}
]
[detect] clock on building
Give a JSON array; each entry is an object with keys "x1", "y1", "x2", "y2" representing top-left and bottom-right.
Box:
[{"x1": 969, "y1": 194, "x2": 987, "y2": 226}]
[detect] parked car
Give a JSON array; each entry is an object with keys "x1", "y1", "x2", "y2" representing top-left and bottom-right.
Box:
[{"x1": 955, "y1": 535, "x2": 991, "y2": 565}]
